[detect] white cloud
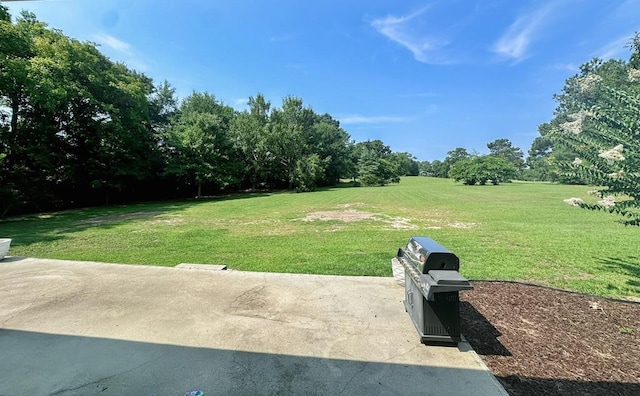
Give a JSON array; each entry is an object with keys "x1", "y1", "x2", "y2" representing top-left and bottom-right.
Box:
[
  {"x1": 552, "y1": 63, "x2": 579, "y2": 73},
  {"x1": 339, "y1": 115, "x2": 410, "y2": 125},
  {"x1": 229, "y1": 98, "x2": 249, "y2": 110},
  {"x1": 422, "y1": 104, "x2": 439, "y2": 116},
  {"x1": 519, "y1": 131, "x2": 540, "y2": 137},
  {"x1": 595, "y1": 34, "x2": 633, "y2": 60},
  {"x1": 492, "y1": 5, "x2": 553, "y2": 62},
  {"x1": 94, "y1": 34, "x2": 132, "y2": 54},
  {"x1": 371, "y1": 7, "x2": 450, "y2": 64},
  {"x1": 93, "y1": 33, "x2": 150, "y2": 72}
]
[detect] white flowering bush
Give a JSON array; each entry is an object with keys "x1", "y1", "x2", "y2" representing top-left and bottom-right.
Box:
[
  {"x1": 553, "y1": 65, "x2": 640, "y2": 225},
  {"x1": 563, "y1": 197, "x2": 584, "y2": 207},
  {"x1": 560, "y1": 109, "x2": 593, "y2": 135}
]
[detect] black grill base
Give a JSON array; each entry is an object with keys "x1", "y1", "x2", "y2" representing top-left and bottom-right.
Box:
[{"x1": 404, "y1": 270, "x2": 462, "y2": 346}]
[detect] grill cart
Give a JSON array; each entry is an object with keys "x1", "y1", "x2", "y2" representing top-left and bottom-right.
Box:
[{"x1": 397, "y1": 237, "x2": 473, "y2": 345}]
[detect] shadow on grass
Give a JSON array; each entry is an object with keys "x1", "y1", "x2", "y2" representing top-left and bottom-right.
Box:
[
  {"x1": 599, "y1": 256, "x2": 640, "y2": 294},
  {"x1": 0, "y1": 192, "x2": 271, "y2": 249},
  {"x1": 459, "y1": 301, "x2": 511, "y2": 357},
  {"x1": 315, "y1": 181, "x2": 360, "y2": 191}
]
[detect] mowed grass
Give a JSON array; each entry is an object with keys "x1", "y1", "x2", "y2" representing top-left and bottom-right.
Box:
[{"x1": 1, "y1": 177, "x2": 638, "y2": 298}]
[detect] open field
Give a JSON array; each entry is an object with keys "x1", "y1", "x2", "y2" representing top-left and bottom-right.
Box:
[{"x1": 0, "y1": 177, "x2": 638, "y2": 298}]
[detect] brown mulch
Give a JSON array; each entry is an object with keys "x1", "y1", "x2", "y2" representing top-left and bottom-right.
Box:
[{"x1": 460, "y1": 282, "x2": 640, "y2": 396}]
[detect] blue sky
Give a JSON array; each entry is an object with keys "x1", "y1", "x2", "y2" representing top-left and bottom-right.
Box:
[{"x1": 5, "y1": 0, "x2": 640, "y2": 161}]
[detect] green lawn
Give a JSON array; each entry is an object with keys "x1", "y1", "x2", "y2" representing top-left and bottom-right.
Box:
[{"x1": 1, "y1": 177, "x2": 638, "y2": 298}]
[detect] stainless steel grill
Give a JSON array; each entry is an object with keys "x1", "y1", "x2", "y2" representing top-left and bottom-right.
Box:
[{"x1": 397, "y1": 236, "x2": 473, "y2": 345}]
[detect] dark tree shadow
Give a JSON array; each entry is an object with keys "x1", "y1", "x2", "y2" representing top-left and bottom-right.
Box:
[
  {"x1": 0, "y1": 192, "x2": 272, "y2": 248},
  {"x1": 599, "y1": 256, "x2": 640, "y2": 293}
]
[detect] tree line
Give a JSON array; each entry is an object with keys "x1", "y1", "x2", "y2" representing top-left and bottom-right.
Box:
[
  {"x1": 4, "y1": 7, "x2": 635, "y2": 223},
  {"x1": 0, "y1": 8, "x2": 418, "y2": 216}
]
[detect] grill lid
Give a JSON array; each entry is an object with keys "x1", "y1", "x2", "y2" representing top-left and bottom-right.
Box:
[{"x1": 403, "y1": 237, "x2": 460, "y2": 273}]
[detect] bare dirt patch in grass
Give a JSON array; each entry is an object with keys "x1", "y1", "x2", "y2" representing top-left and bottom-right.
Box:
[
  {"x1": 298, "y1": 208, "x2": 478, "y2": 231},
  {"x1": 448, "y1": 221, "x2": 477, "y2": 228},
  {"x1": 338, "y1": 202, "x2": 365, "y2": 208},
  {"x1": 300, "y1": 210, "x2": 377, "y2": 222},
  {"x1": 385, "y1": 216, "x2": 416, "y2": 230},
  {"x1": 298, "y1": 209, "x2": 418, "y2": 230},
  {"x1": 424, "y1": 219, "x2": 478, "y2": 230}
]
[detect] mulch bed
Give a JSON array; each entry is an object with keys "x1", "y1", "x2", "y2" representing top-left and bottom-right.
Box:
[{"x1": 460, "y1": 281, "x2": 640, "y2": 396}]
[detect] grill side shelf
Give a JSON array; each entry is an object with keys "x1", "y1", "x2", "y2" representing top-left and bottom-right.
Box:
[{"x1": 398, "y1": 256, "x2": 473, "y2": 300}]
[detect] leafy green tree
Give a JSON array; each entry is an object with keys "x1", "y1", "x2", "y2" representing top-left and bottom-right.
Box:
[
  {"x1": 0, "y1": 9, "x2": 36, "y2": 214},
  {"x1": 230, "y1": 93, "x2": 272, "y2": 189},
  {"x1": 149, "y1": 80, "x2": 178, "y2": 133},
  {"x1": 529, "y1": 49, "x2": 632, "y2": 183},
  {"x1": 551, "y1": 35, "x2": 640, "y2": 225},
  {"x1": 293, "y1": 153, "x2": 322, "y2": 192},
  {"x1": 0, "y1": 9, "x2": 33, "y2": 140},
  {"x1": 418, "y1": 160, "x2": 432, "y2": 176},
  {"x1": 308, "y1": 113, "x2": 351, "y2": 186},
  {"x1": 49, "y1": 40, "x2": 158, "y2": 204},
  {"x1": 357, "y1": 148, "x2": 385, "y2": 186},
  {"x1": 408, "y1": 158, "x2": 421, "y2": 176},
  {"x1": 448, "y1": 157, "x2": 477, "y2": 185},
  {"x1": 354, "y1": 140, "x2": 400, "y2": 186},
  {"x1": 165, "y1": 92, "x2": 237, "y2": 197},
  {"x1": 231, "y1": 95, "x2": 353, "y2": 191},
  {"x1": 390, "y1": 152, "x2": 420, "y2": 176},
  {"x1": 1, "y1": 9, "x2": 161, "y2": 209},
  {"x1": 449, "y1": 156, "x2": 517, "y2": 185},
  {"x1": 441, "y1": 147, "x2": 470, "y2": 178},
  {"x1": 429, "y1": 160, "x2": 447, "y2": 178},
  {"x1": 357, "y1": 139, "x2": 392, "y2": 158},
  {"x1": 265, "y1": 96, "x2": 316, "y2": 189},
  {"x1": 525, "y1": 123, "x2": 555, "y2": 181},
  {"x1": 487, "y1": 138, "x2": 525, "y2": 174},
  {"x1": 0, "y1": 5, "x2": 9, "y2": 22}
]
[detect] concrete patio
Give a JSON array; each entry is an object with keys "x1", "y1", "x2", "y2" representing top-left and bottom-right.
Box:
[{"x1": 0, "y1": 257, "x2": 507, "y2": 395}]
